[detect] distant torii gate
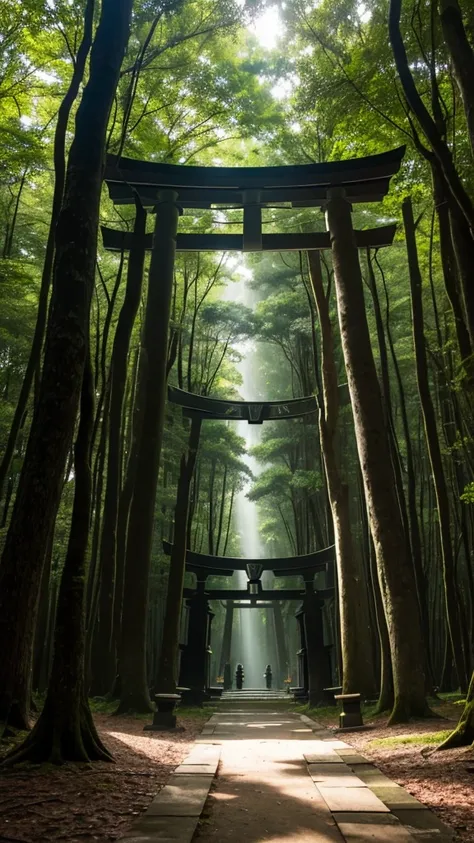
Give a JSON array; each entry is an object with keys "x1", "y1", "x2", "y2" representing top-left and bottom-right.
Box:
[
  {"x1": 163, "y1": 539, "x2": 335, "y2": 706},
  {"x1": 102, "y1": 146, "x2": 404, "y2": 704}
]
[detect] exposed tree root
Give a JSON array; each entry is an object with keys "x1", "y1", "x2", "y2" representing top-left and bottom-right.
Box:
[
  {"x1": 435, "y1": 698, "x2": 474, "y2": 751},
  {"x1": 2, "y1": 698, "x2": 113, "y2": 766},
  {"x1": 388, "y1": 696, "x2": 433, "y2": 725},
  {"x1": 114, "y1": 691, "x2": 153, "y2": 716}
]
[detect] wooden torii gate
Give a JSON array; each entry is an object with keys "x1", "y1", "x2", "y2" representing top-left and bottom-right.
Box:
[{"x1": 101, "y1": 146, "x2": 404, "y2": 704}]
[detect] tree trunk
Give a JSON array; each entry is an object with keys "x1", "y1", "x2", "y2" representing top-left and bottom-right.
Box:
[
  {"x1": 157, "y1": 418, "x2": 202, "y2": 695},
  {"x1": 437, "y1": 670, "x2": 474, "y2": 749},
  {"x1": 3, "y1": 357, "x2": 112, "y2": 765},
  {"x1": 326, "y1": 189, "x2": 427, "y2": 723},
  {"x1": 94, "y1": 202, "x2": 147, "y2": 694},
  {"x1": 0, "y1": 0, "x2": 96, "y2": 501},
  {"x1": 308, "y1": 250, "x2": 376, "y2": 697},
  {"x1": 117, "y1": 191, "x2": 180, "y2": 713},
  {"x1": 403, "y1": 197, "x2": 469, "y2": 692},
  {"x1": 431, "y1": 166, "x2": 472, "y2": 365},
  {"x1": 0, "y1": 0, "x2": 133, "y2": 731},
  {"x1": 389, "y1": 0, "x2": 474, "y2": 235},
  {"x1": 439, "y1": 0, "x2": 474, "y2": 160}
]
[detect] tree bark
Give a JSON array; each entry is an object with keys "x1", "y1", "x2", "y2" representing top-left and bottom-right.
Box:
[
  {"x1": 3, "y1": 357, "x2": 112, "y2": 765},
  {"x1": 157, "y1": 417, "x2": 202, "y2": 694},
  {"x1": 117, "y1": 191, "x2": 180, "y2": 713},
  {"x1": 403, "y1": 197, "x2": 469, "y2": 692},
  {"x1": 326, "y1": 189, "x2": 427, "y2": 723},
  {"x1": 308, "y1": 250, "x2": 376, "y2": 697},
  {"x1": 94, "y1": 202, "x2": 147, "y2": 694},
  {"x1": 0, "y1": 0, "x2": 133, "y2": 731},
  {"x1": 436, "y1": 670, "x2": 474, "y2": 749},
  {"x1": 0, "y1": 0, "x2": 96, "y2": 501},
  {"x1": 439, "y1": 0, "x2": 474, "y2": 160},
  {"x1": 389, "y1": 0, "x2": 474, "y2": 234}
]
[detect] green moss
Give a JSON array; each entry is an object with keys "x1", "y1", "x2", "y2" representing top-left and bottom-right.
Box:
[
  {"x1": 89, "y1": 697, "x2": 119, "y2": 715},
  {"x1": 369, "y1": 729, "x2": 453, "y2": 747}
]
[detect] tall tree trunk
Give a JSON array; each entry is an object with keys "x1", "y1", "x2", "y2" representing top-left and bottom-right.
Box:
[
  {"x1": 157, "y1": 418, "x2": 202, "y2": 694},
  {"x1": 431, "y1": 166, "x2": 472, "y2": 365},
  {"x1": 0, "y1": 0, "x2": 96, "y2": 501},
  {"x1": 94, "y1": 203, "x2": 147, "y2": 694},
  {"x1": 367, "y1": 250, "x2": 433, "y2": 688},
  {"x1": 0, "y1": 0, "x2": 132, "y2": 731},
  {"x1": 308, "y1": 250, "x2": 376, "y2": 697},
  {"x1": 438, "y1": 0, "x2": 474, "y2": 159},
  {"x1": 117, "y1": 191, "x2": 180, "y2": 713},
  {"x1": 403, "y1": 197, "x2": 469, "y2": 692},
  {"x1": 4, "y1": 357, "x2": 112, "y2": 764},
  {"x1": 389, "y1": 0, "x2": 474, "y2": 232},
  {"x1": 326, "y1": 190, "x2": 427, "y2": 723}
]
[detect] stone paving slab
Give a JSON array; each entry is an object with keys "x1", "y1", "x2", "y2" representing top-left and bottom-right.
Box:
[
  {"x1": 333, "y1": 812, "x2": 401, "y2": 825},
  {"x1": 369, "y1": 785, "x2": 426, "y2": 810},
  {"x1": 336, "y1": 820, "x2": 416, "y2": 841},
  {"x1": 120, "y1": 815, "x2": 198, "y2": 842},
  {"x1": 304, "y1": 752, "x2": 344, "y2": 763},
  {"x1": 146, "y1": 775, "x2": 214, "y2": 817},
  {"x1": 336, "y1": 753, "x2": 370, "y2": 765},
  {"x1": 351, "y1": 766, "x2": 397, "y2": 786},
  {"x1": 308, "y1": 764, "x2": 367, "y2": 788},
  {"x1": 174, "y1": 764, "x2": 218, "y2": 775},
  {"x1": 317, "y1": 785, "x2": 391, "y2": 813},
  {"x1": 391, "y1": 808, "x2": 455, "y2": 842}
]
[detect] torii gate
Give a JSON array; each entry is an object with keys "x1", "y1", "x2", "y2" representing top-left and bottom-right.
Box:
[{"x1": 102, "y1": 146, "x2": 403, "y2": 705}]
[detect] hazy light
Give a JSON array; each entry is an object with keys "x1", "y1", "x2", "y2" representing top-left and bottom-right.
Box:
[{"x1": 250, "y1": 6, "x2": 285, "y2": 50}]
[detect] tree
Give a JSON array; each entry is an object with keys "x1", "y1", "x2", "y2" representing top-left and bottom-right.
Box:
[
  {"x1": 326, "y1": 191, "x2": 427, "y2": 722},
  {"x1": 308, "y1": 250, "x2": 376, "y2": 698},
  {"x1": 0, "y1": 0, "x2": 133, "y2": 732}
]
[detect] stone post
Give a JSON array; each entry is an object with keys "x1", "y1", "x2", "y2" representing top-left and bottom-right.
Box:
[
  {"x1": 303, "y1": 589, "x2": 331, "y2": 707},
  {"x1": 179, "y1": 581, "x2": 211, "y2": 705},
  {"x1": 294, "y1": 606, "x2": 308, "y2": 700}
]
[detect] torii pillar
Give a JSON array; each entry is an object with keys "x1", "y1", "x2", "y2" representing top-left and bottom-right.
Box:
[{"x1": 179, "y1": 578, "x2": 214, "y2": 705}]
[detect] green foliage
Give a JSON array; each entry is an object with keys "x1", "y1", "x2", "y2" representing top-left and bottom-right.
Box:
[{"x1": 369, "y1": 730, "x2": 453, "y2": 747}]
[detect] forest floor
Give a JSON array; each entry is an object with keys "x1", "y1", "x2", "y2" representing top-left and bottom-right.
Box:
[
  {"x1": 0, "y1": 696, "x2": 472, "y2": 843},
  {"x1": 0, "y1": 701, "x2": 211, "y2": 843},
  {"x1": 300, "y1": 694, "x2": 474, "y2": 842}
]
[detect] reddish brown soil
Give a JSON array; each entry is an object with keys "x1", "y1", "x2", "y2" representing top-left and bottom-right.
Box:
[
  {"x1": 325, "y1": 702, "x2": 474, "y2": 843},
  {"x1": 0, "y1": 711, "x2": 205, "y2": 843}
]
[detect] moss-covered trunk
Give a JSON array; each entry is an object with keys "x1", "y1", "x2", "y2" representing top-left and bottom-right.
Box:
[
  {"x1": 308, "y1": 250, "x2": 376, "y2": 698},
  {"x1": 326, "y1": 189, "x2": 427, "y2": 723}
]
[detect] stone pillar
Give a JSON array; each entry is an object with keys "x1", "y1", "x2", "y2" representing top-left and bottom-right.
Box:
[
  {"x1": 206, "y1": 602, "x2": 215, "y2": 692},
  {"x1": 179, "y1": 583, "x2": 211, "y2": 705},
  {"x1": 303, "y1": 589, "x2": 331, "y2": 707},
  {"x1": 294, "y1": 606, "x2": 308, "y2": 700}
]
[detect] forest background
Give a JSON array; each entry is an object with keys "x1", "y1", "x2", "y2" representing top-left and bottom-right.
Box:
[{"x1": 1, "y1": 0, "x2": 474, "y2": 763}]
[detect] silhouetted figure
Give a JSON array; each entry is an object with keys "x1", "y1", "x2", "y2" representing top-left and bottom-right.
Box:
[
  {"x1": 236, "y1": 663, "x2": 244, "y2": 690},
  {"x1": 264, "y1": 664, "x2": 273, "y2": 689}
]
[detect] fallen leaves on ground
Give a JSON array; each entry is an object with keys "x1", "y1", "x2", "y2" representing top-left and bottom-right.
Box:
[{"x1": 0, "y1": 711, "x2": 205, "y2": 843}]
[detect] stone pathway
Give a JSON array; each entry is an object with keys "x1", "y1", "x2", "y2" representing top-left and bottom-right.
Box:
[{"x1": 120, "y1": 708, "x2": 455, "y2": 843}]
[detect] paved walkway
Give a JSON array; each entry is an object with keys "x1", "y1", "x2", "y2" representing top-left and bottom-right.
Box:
[{"x1": 121, "y1": 706, "x2": 454, "y2": 843}]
